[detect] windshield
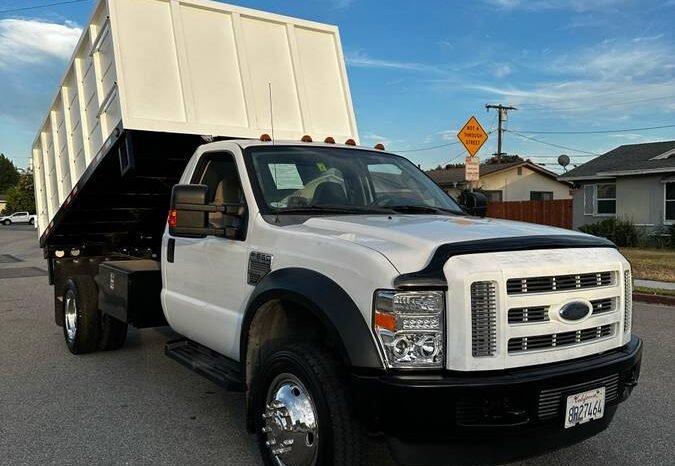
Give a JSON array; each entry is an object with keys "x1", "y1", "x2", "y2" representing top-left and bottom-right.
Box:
[{"x1": 246, "y1": 146, "x2": 463, "y2": 215}]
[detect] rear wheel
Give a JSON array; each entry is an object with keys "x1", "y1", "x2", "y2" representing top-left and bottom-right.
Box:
[
  {"x1": 99, "y1": 313, "x2": 128, "y2": 351},
  {"x1": 253, "y1": 343, "x2": 365, "y2": 466},
  {"x1": 2, "y1": 219, "x2": 10, "y2": 225},
  {"x1": 29, "y1": 218, "x2": 34, "y2": 225},
  {"x1": 62, "y1": 275, "x2": 100, "y2": 354}
]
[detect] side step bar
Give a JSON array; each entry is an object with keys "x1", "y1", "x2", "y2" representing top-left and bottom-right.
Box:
[{"x1": 165, "y1": 339, "x2": 245, "y2": 392}]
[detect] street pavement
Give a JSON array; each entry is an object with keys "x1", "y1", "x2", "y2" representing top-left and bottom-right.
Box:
[{"x1": 0, "y1": 225, "x2": 673, "y2": 465}]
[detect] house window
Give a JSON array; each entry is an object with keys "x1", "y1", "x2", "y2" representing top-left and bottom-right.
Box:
[
  {"x1": 530, "y1": 191, "x2": 553, "y2": 201},
  {"x1": 517, "y1": 167, "x2": 523, "y2": 176},
  {"x1": 482, "y1": 190, "x2": 503, "y2": 202},
  {"x1": 666, "y1": 182, "x2": 675, "y2": 223},
  {"x1": 595, "y1": 183, "x2": 616, "y2": 215}
]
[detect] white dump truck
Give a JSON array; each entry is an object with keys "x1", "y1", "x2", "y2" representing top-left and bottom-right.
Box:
[{"x1": 33, "y1": 1, "x2": 641, "y2": 464}]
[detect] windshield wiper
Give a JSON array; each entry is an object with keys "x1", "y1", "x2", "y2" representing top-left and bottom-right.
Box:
[
  {"x1": 273, "y1": 206, "x2": 392, "y2": 215},
  {"x1": 387, "y1": 205, "x2": 460, "y2": 215}
]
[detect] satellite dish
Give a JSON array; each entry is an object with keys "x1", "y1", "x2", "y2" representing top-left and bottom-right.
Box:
[{"x1": 558, "y1": 154, "x2": 570, "y2": 169}]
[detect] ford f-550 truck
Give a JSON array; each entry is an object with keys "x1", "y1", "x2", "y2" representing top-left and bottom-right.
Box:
[{"x1": 32, "y1": 1, "x2": 641, "y2": 465}]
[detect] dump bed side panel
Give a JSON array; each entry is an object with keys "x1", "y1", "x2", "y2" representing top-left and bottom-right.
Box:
[{"x1": 32, "y1": 0, "x2": 119, "y2": 236}]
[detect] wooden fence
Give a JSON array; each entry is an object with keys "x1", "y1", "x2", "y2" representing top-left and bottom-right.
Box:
[{"x1": 486, "y1": 199, "x2": 573, "y2": 229}]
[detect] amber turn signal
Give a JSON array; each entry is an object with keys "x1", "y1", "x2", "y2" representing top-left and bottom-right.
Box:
[{"x1": 374, "y1": 310, "x2": 397, "y2": 332}]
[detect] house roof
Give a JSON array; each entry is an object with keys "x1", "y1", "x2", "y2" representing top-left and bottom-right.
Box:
[
  {"x1": 427, "y1": 160, "x2": 564, "y2": 186},
  {"x1": 561, "y1": 140, "x2": 675, "y2": 180}
]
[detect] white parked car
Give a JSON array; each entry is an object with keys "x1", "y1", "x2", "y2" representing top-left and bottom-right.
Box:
[{"x1": 0, "y1": 211, "x2": 36, "y2": 225}]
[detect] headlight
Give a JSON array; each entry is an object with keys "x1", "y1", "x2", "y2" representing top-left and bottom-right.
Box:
[{"x1": 373, "y1": 290, "x2": 445, "y2": 369}]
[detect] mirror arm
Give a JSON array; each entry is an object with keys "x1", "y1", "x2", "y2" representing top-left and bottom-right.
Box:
[{"x1": 173, "y1": 202, "x2": 246, "y2": 216}]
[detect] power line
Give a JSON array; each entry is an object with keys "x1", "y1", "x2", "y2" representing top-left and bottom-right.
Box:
[
  {"x1": 393, "y1": 130, "x2": 496, "y2": 153},
  {"x1": 507, "y1": 123, "x2": 675, "y2": 135},
  {"x1": 0, "y1": 0, "x2": 89, "y2": 14},
  {"x1": 395, "y1": 140, "x2": 462, "y2": 153},
  {"x1": 506, "y1": 130, "x2": 600, "y2": 155}
]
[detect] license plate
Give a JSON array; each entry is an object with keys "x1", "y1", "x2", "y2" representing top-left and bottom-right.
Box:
[{"x1": 564, "y1": 387, "x2": 605, "y2": 428}]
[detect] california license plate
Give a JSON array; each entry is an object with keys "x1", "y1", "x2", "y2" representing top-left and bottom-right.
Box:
[{"x1": 564, "y1": 387, "x2": 605, "y2": 428}]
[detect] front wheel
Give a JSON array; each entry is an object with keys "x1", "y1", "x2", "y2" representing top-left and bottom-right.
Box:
[{"x1": 253, "y1": 343, "x2": 365, "y2": 466}]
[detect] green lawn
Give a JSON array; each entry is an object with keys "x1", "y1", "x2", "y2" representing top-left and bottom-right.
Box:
[{"x1": 620, "y1": 248, "x2": 675, "y2": 283}]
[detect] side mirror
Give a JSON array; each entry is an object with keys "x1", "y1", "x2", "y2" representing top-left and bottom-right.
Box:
[
  {"x1": 458, "y1": 191, "x2": 488, "y2": 217},
  {"x1": 169, "y1": 184, "x2": 246, "y2": 239}
]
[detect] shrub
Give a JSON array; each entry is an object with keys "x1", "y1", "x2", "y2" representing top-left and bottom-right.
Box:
[{"x1": 578, "y1": 217, "x2": 640, "y2": 247}]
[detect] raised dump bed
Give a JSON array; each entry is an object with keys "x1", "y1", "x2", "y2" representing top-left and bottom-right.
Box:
[{"x1": 32, "y1": 0, "x2": 358, "y2": 246}]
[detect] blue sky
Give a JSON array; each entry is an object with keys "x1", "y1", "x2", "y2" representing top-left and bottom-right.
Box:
[{"x1": 1, "y1": 0, "x2": 674, "y2": 172}]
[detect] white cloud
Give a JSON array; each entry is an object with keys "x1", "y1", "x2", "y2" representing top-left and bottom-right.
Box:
[
  {"x1": 346, "y1": 51, "x2": 441, "y2": 73},
  {"x1": 0, "y1": 19, "x2": 81, "y2": 67},
  {"x1": 493, "y1": 63, "x2": 512, "y2": 78},
  {"x1": 466, "y1": 38, "x2": 675, "y2": 118}
]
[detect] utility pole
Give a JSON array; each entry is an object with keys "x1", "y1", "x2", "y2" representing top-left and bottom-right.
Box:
[{"x1": 486, "y1": 104, "x2": 517, "y2": 162}]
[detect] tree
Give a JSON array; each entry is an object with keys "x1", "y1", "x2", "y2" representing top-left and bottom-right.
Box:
[
  {"x1": 3, "y1": 172, "x2": 35, "y2": 215},
  {"x1": 0, "y1": 153, "x2": 20, "y2": 193},
  {"x1": 485, "y1": 154, "x2": 524, "y2": 165}
]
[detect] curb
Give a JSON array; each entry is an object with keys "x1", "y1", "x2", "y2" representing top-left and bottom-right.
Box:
[{"x1": 633, "y1": 293, "x2": 675, "y2": 306}]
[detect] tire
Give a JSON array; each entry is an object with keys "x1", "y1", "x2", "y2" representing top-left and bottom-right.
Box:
[
  {"x1": 62, "y1": 275, "x2": 100, "y2": 354},
  {"x1": 2, "y1": 219, "x2": 10, "y2": 225},
  {"x1": 253, "y1": 343, "x2": 365, "y2": 466},
  {"x1": 99, "y1": 313, "x2": 128, "y2": 351},
  {"x1": 29, "y1": 218, "x2": 34, "y2": 225}
]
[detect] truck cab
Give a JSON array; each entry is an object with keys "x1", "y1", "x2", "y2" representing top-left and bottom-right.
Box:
[{"x1": 159, "y1": 139, "x2": 642, "y2": 465}]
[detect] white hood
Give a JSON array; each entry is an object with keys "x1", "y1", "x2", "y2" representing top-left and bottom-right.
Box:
[{"x1": 293, "y1": 215, "x2": 587, "y2": 274}]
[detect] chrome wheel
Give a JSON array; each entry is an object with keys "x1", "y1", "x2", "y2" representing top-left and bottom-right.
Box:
[
  {"x1": 64, "y1": 289, "x2": 78, "y2": 342},
  {"x1": 262, "y1": 373, "x2": 319, "y2": 466}
]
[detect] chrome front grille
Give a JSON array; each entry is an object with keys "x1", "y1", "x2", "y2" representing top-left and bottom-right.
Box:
[
  {"x1": 507, "y1": 271, "x2": 613, "y2": 295},
  {"x1": 471, "y1": 281, "x2": 497, "y2": 357},
  {"x1": 591, "y1": 297, "x2": 614, "y2": 315},
  {"x1": 508, "y1": 298, "x2": 615, "y2": 325},
  {"x1": 538, "y1": 374, "x2": 620, "y2": 419},
  {"x1": 624, "y1": 270, "x2": 632, "y2": 334},
  {"x1": 508, "y1": 306, "x2": 549, "y2": 324},
  {"x1": 508, "y1": 324, "x2": 614, "y2": 353}
]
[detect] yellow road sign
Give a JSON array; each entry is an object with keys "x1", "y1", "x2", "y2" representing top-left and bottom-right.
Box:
[{"x1": 457, "y1": 116, "x2": 488, "y2": 157}]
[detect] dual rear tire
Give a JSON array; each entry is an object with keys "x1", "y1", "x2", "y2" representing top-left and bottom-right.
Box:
[{"x1": 62, "y1": 275, "x2": 127, "y2": 354}]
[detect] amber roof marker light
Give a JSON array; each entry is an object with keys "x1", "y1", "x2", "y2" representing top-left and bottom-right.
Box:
[
  {"x1": 301, "y1": 135, "x2": 313, "y2": 142},
  {"x1": 345, "y1": 139, "x2": 356, "y2": 146},
  {"x1": 324, "y1": 137, "x2": 336, "y2": 144},
  {"x1": 260, "y1": 133, "x2": 272, "y2": 142},
  {"x1": 374, "y1": 143, "x2": 385, "y2": 150}
]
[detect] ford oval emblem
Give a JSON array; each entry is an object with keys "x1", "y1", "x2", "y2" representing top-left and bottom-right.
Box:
[{"x1": 559, "y1": 301, "x2": 591, "y2": 321}]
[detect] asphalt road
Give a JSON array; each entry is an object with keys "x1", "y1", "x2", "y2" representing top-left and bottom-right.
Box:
[{"x1": 1, "y1": 225, "x2": 673, "y2": 465}]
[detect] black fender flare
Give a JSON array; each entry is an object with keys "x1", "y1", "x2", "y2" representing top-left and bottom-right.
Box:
[{"x1": 240, "y1": 267, "x2": 382, "y2": 369}]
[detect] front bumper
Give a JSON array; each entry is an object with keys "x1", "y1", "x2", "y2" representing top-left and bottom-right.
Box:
[{"x1": 352, "y1": 336, "x2": 642, "y2": 465}]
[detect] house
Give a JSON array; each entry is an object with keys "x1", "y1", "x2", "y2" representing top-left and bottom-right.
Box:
[
  {"x1": 427, "y1": 160, "x2": 572, "y2": 202},
  {"x1": 0, "y1": 194, "x2": 6, "y2": 214},
  {"x1": 560, "y1": 140, "x2": 675, "y2": 232}
]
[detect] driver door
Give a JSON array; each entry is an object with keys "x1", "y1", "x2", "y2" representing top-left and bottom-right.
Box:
[{"x1": 162, "y1": 151, "x2": 249, "y2": 360}]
